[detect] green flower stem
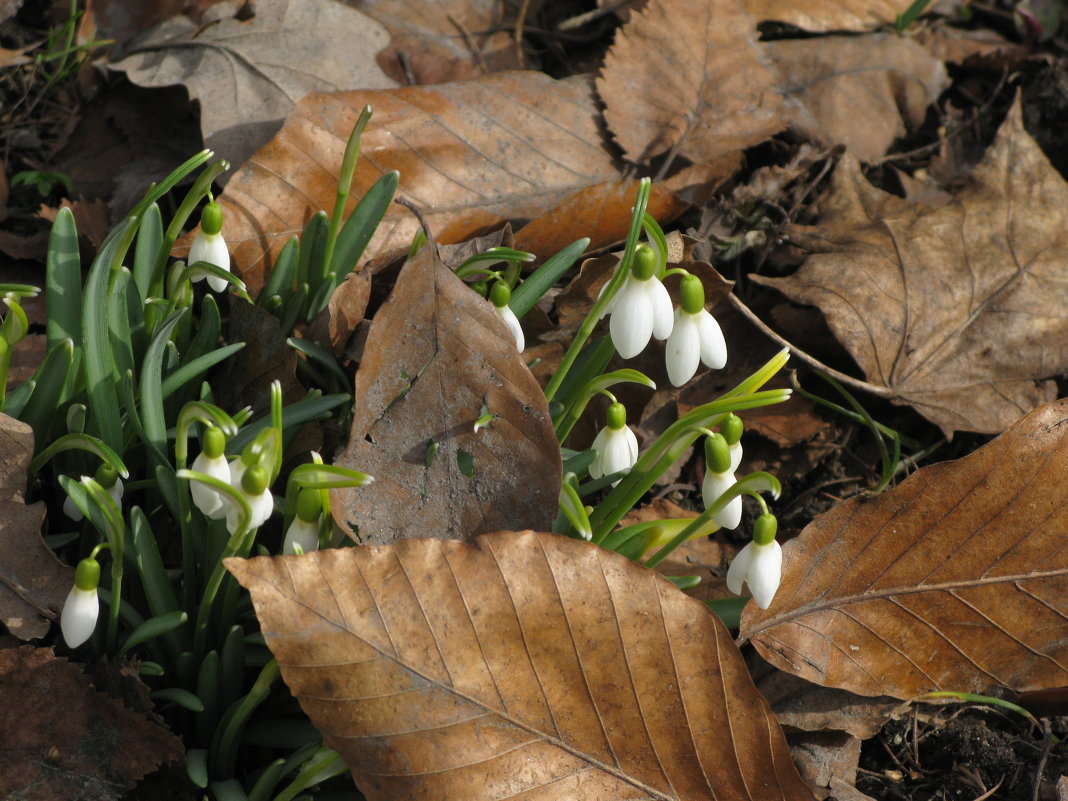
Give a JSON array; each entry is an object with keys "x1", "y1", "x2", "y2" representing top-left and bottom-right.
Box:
[
  {"x1": 321, "y1": 106, "x2": 372, "y2": 287},
  {"x1": 81, "y1": 477, "x2": 126, "y2": 654},
  {"x1": 643, "y1": 472, "x2": 780, "y2": 569},
  {"x1": 555, "y1": 368, "x2": 655, "y2": 442},
  {"x1": 544, "y1": 179, "x2": 652, "y2": 403}
]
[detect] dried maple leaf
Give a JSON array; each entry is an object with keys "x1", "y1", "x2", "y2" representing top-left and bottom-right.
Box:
[
  {"x1": 227, "y1": 532, "x2": 815, "y2": 801},
  {"x1": 739, "y1": 398, "x2": 1068, "y2": 699},
  {"x1": 597, "y1": 0, "x2": 785, "y2": 167},
  {"x1": 754, "y1": 96, "x2": 1068, "y2": 435},
  {"x1": 331, "y1": 245, "x2": 560, "y2": 544},
  {"x1": 766, "y1": 34, "x2": 948, "y2": 163}
]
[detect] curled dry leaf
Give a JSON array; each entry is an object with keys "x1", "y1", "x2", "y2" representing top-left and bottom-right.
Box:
[
  {"x1": 109, "y1": 0, "x2": 397, "y2": 171},
  {"x1": 739, "y1": 398, "x2": 1068, "y2": 699},
  {"x1": 0, "y1": 413, "x2": 72, "y2": 640},
  {"x1": 331, "y1": 246, "x2": 560, "y2": 544},
  {"x1": 217, "y1": 72, "x2": 623, "y2": 295},
  {"x1": 227, "y1": 531, "x2": 815, "y2": 801},
  {"x1": 767, "y1": 34, "x2": 948, "y2": 163},
  {"x1": 742, "y1": 0, "x2": 916, "y2": 31},
  {"x1": 754, "y1": 96, "x2": 1068, "y2": 435},
  {"x1": 597, "y1": 0, "x2": 785, "y2": 167}
]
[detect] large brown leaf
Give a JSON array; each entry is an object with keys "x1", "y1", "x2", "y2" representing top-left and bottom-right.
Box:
[
  {"x1": 596, "y1": 0, "x2": 785, "y2": 166},
  {"x1": 766, "y1": 34, "x2": 947, "y2": 163},
  {"x1": 742, "y1": 0, "x2": 914, "y2": 31},
  {"x1": 216, "y1": 71, "x2": 622, "y2": 295},
  {"x1": 331, "y1": 245, "x2": 560, "y2": 543},
  {"x1": 738, "y1": 398, "x2": 1068, "y2": 699},
  {"x1": 754, "y1": 96, "x2": 1068, "y2": 435},
  {"x1": 227, "y1": 532, "x2": 815, "y2": 801},
  {"x1": 0, "y1": 414, "x2": 72, "y2": 640}
]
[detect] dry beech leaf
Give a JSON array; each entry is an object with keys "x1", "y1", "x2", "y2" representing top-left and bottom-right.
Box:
[
  {"x1": 217, "y1": 72, "x2": 621, "y2": 295},
  {"x1": 331, "y1": 246, "x2": 560, "y2": 544},
  {"x1": 742, "y1": 0, "x2": 913, "y2": 31},
  {"x1": 754, "y1": 96, "x2": 1068, "y2": 435},
  {"x1": 109, "y1": 0, "x2": 397, "y2": 171},
  {"x1": 597, "y1": 0, "x2": 785, "y2": 166},
  {"x1": 0, "y1": 646, "x2": 184, "y2": 801},
  {"x1": 738, "y1": 398, "x2": 1068, "y2": 699},
  {"x1": 0, "y1": 414, "x2": 72, "y2": 639},
  {"x1": 766, "y1": 35, "x2": 947, "y2": 163},
  {"x1": 226, "y1": 531, "x2": 815, "y2": 801}
]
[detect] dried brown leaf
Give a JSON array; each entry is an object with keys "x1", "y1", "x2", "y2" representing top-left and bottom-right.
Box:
[
  {"x1": 597, "y1": 0, "x2": 785, "y2": 166},
  {"x1": 754, "y1": 96, "x2": 1068, "y2": 435},
  {"x1": 0, "y1": 414, "x2": 72, "y2": 640},
  {"x1": 109, "y1": 0, "x2": 397, "y2": 171},
  {"x1": 739, "y1": 398, "x2": 1068, "y2": 699},
  {"x1": 741, "y1": 0, "x2": 913, "y2": 31},
  {"x1": 331, "y1": 246, "x2": 560, "y2": 544},
  {"x1": 0, "y1": 646, "x2": 184, "y2": 801},
  {"x1": 216, "y1": 72, "x2": 622, "y2": 296},
  {"x1": 227, "y1": 532, "x2": 815, "y2": 801},
  {"x1": 766, "y1": 34, "x2": 948, "y2": 163}
]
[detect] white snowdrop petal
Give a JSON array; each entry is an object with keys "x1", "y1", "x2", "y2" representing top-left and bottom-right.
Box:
[
  {"x1": 702, "y1": 470, "x2": 741, "y2": 530},
  {"x1": 60, "y1": 586, "x2": 99, "y2": 648},
  {"x1": 283, "y1": 517, "x2": 321, "y2": 554},
  {"x1": 190, "y1": 452, "x2": 231, "y2": 517},
  {"x1": 602, "y1": 428, "x2": 637, "y2": 476},
  {"x1": 190, "y1": 233, "x2": 231, "y2": 291},
  {"x1": 697, "y1": 310, "x2": 727, "y2": 369},
  {"x1": 648, "y1": 277, "x2": 675, "y2": 341},
  {"x1": 622, "y1": 425, "x2": 639, "y2": 465},
  {"x1": 589, "y1": 428, "x2": 609, "y2": 479},
  {"x1": 729, "y1": 441, "x2": 743, "y2": 473},
  {"x1": 726, "y1": 541, "x2": 753, "y2": 596},
  {"x1": 610, "y1": 280, "x2": 654, "y2": 358},
  {"x1": 665, "y1": 309, "x2": 702, "y2": 387},
  {"x1": 496, "y1": 305, "x2": 525, "y2": 352},
  {"x1": 746, "y1": 541, "x2": 783, "y2": 609},
  {"x1": 63, "y1": 494, "x2": 84, "y2": 522},
  {"x1": 248, "y1": 490, "x2": 275, "y2": 529}
]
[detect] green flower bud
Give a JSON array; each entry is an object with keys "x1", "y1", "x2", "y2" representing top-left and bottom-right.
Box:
[
  {"x1": 74, "y1": 557, "x2": 101, "y2": 591},
  {"x1": 200, "y1": 200, "x2": 223, "y2": 236},
  {"x1": 606, "y1": 401, "x2": 627, "y2": 431},
  {"x1": 720, "y1": 413, "x2": 744, "y2": 446},
  {"x1": 242, "y1": 465, "x2": 269, "y2": 496},
  {"x1": 704, "y1": 433, "x2": 731, "y2": 474},
  {"x1": 679, "y1": 273, "x2": 706, "y2": 315},
  {"x1": 490, "y1": 281, "x2": 511, "y2": 309},
  {"x1": 753, "y1": 512, "x2": 778, "y2": 546},
  {"x1": 94, "y1": 462, "x2": 119, "y2": 490},
  {"x1": 203, "y1": 425, "x2": 226, "y2": 459},
  {"x1": 295, "y1": 487, "x2": 321, "y2": 523},
  {"x1": 631, "y1": 243, "x2": 658, "y2": 281}
]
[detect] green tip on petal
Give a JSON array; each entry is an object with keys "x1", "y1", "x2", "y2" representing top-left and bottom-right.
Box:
[
  {"x1": 704, "y1": 433, "x2": 731, "y2": 474},
  {"x1": 632, "y1": 243, "x2": 657, "y2": 281},
  {"x1": 720, "y1": 413, "x2": 743, "y2": 446},
  {"x1": 200, "y1": 201, "x2": 223, "y2": 236},
  {"x1": 679, "y1": 273, "x2": 705, "y2": 315},
  {"x1": 753, "y1": 512, "x2": 778, "y2": 545},
  {"x1": 74, "y1": 557, "x2": 101, "y2": 591},
  {"x1": 490, "y1": 281, "x2": 511, "y2": 309},
  {"x1": 203, "y1": 425, "x2": 226, "y2": 458},
  {"x1": 606, "y1": 401, "x2": 627, "y2": 430}
]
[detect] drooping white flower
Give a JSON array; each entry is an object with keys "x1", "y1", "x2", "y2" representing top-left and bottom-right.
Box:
[
  {"x1": 61, "y1": 556, "x2": 101, "y2": 648},
  {"x1": 190, "y1": 426, "x2": 230, "y2": 517},
  {"x1": 63, "y1": 466, "x2": 124, "y2": 522},
  {"x1": 726, "y1": 513, "x2": 782, "y2": 609},
  {"x1": 701, "y1": 433, "x2": 741, "y2": 530},
  {"x1": 721, "y1": 413, "x2": 744, "y2": 473},
  {"x1": 590, "y1": 402, "x2": 639, "y2": 485},
  {"x1": 283, "y1": 487, "x2": 322, "y2": 555},
  {"x1": 601, "y1": 243, "x2": 673, "y2": 359},
  {"x1": 188, "y1": 200, "x2": 230, "y2": 292},
  {"x1": 489, "y1": 281, "x2": 524, "y2": 352},
  {"x1": 226, "y1": 458, "x2": 274, "y2": 534},
  {"x1": 665, "y1": 274, "x2": 726, "y2": 386}
]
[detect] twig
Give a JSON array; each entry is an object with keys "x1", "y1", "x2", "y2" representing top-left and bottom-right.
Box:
[
  {"x1": 514, "y1": 0, "x2": 530, "y2": 68},
  {"x1": 1032, "y1": 719, "x2": 1054, "y2": 801},
  {"x1": 557, "y1": 0, "x2": 638, "y2": 31}
]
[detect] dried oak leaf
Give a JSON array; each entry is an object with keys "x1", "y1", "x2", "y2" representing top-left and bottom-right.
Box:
[
  {"x1": 109, "y1": 0, "x2": 397, "y2": 172},
  {"x1": 0, "y1": 646, "x2": 184, "y2": 801},
  {"x1": 766, "y1": 34, "x2": 948, "y2": 163},
  {"x1": 226, "y1": 532, "x2": 815, "y2": 801},
  {"x1": 741, "y1": 0, "x2": 916, "y2": 31},
  {"x1": 331, "y1": 245, "x2": 560, "y2": 544},
  {"x1": 754, "y1": 97, "x2": 1068, "y2": 435},
  {"x1": 0, "y1": 414, "x2": 72, "y2": 640},
  {"x1": 597, "y1": 0, "x2": 785, "y2": 166},
  {"x1": 738, "y1": 398, "x2": 1068, "y2": 699},
  {"x1": 216, "y1": 71, "x2": 623, "y2": 296}
]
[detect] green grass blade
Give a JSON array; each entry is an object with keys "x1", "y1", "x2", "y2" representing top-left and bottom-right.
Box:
[
  {"x1": 286, "y1": 337, "x2": 349, "y2": 389},
  {"x1": 510, "y1": 237, "x2": 589, "y2": 319},
  {"x1": 45, "y1": 207, "x2": 81, "y2": 351},
  {"x1": 133, "y1": 203, "x2": 163, "y2": 302},
  {"x1": 161, "y1": 343, "x2": 245, "y2": 401},
  {"x1": 139, "y1": 310, "x2": 186, "y2": 465},
  {"x1": 118, "y1": 610, "x2": 188, "y2": 657},
  {"x1": 13, "y1": 338, "x2": 73, "y2": 439},
  {"x1": 297, "y1": 211, "x2": 329, "y2": 298},
  {"x1": 258, "y1": 236, "x2": 299, "y2": 305},
  {"x1": 227, "y1": 393, "x2": 348, "y2": 453}
]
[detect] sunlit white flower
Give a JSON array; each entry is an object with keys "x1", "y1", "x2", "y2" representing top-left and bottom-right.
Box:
[
  {"x1": 726, "y1": 513, "x2": 782, "y2": 609},
  {"x1": 188, "y1": 199, "x2": 230, "y2": 292},
  {"x1": 227, "y1": 457, "x2": 274, "y2": 533},
  {"x1": 191, "y1": 451, "x2": 231, "y2": 517},
  {"x1": 600, "y1": 244, "x2": 673, "y2": 359},
  {"x1": 283, "y1": 517, "x2": 320, "y2": 555},
  {"x1": 490, "y1": 281, "x2": 524, "y2": 352},
  {"x1": 589, "y1": 402, "x2": 639, "y2": 485},
  {"x1": 61, "y1": 556, "x2": 101, "y2": 648},
  {"x1": 665, "y1": 273, "x2": 726, "y2": 386},
  {"x1": 702, "y1": 433, "x2": 740, "y2": 530}
]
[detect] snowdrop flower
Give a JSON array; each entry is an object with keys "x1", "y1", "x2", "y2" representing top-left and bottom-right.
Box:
[
  {"x1": 589, "y1": 402, "x2": 639, "y2": 485},
  {"x1": 490, "y1": 281, "x2": 524, "y2": 352},
  {"x1": 61, "y1": 555, "x2": 101, "y2": 648},
  {"x1": 721, "y1": 413, "x2": 744, "y2": 473},
  {"x1": 63, "y1": 464, "x2": 123, "y2": 522},
  {"x1": 227, "y1": 457, "x2": 274, "y2": 534},
  {"x1": 665, "y1": 273, "x2": 726, "y2": 386},
  {"x1": 701, "y1": 433, "x2": 741, "y2": 530},
  {"x1": 190, "y1": 426, "x2": 230, "y2": 518},
  {"x1": 282, "y1": 488, "x2": 322, "y2": 555},
  {"x1": 726, "y1": 513, "x2": 782, "y2": 609},
  {"x1": 602, "y1": 244, "x2": 673, "y2": 359},
  {"x1": 188, "y1": 199, "x2": 230, "y2": 292}
]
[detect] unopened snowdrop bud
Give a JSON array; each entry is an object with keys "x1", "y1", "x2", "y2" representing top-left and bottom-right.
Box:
[
  {"x1": 726, "y1": 513, "x2": 782, "y2": 609},
  {"x1": 61, "y1": 556, "x2": 101, "y2": 648},
  {"x1": 283, "y1": 488, "x2": 322, "y2": 555},
  {"x1": 605, "y1": 244, "x2": 674, "y2": 359},
  {"x1": 720, "y1": 413, "x2": 744, "y2": 473},
  {"x1": 226, "y1": 461, "x2": 273, "y2": 534},
  {"x1": 589, "y1": 402, "x2": 639, "y2": 485},
  {"x1": 702, "y1": 434, "x2": 741, "y2": 530},
  {"x1": 63, "y1": 464, "x2": 124, "y2": 522},
  {"x1": 188, "y1": 199, "x2": 230, "y2": 292},
  {"x1": 190, "y1": 425, "x2": 230, "y2": 517},
  {"x1": 490, "y1": 281, "x2": 524, "y2": 352},
  {"x1": 665, "y1": 273, "x2": 727, "y2": 387}
]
